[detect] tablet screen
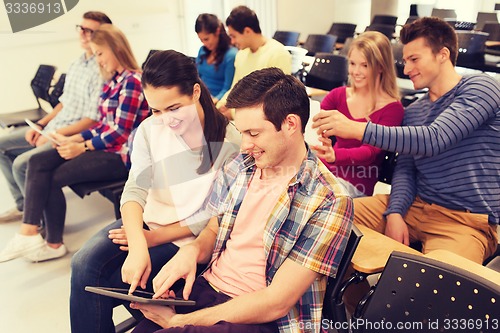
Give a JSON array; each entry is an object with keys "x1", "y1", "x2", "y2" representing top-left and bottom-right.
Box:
[
  {"x1": 85, "y1": 286, "x2": 196, "y2": 306},
  {"x1": 304, "y1": 99, "x2": 321, "y2": 147}
]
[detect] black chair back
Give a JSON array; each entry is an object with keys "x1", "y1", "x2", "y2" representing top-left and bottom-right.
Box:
[
  {"x1": 456, "y1": 30, "x2": 489, "y2": 67},
  {"x1": 0, "y1": 64, "x2": 57, "y2": 128},
  {"x1": 323, "y1": 225, "x2": 363, "y2": 324},
  {"x1": 48, "y1": 74, "x2": 66, "y2": 108},
  {"x1": 378, "y1": 152, "x2": 398, "y2": 185},
  {"x1": 142, "y1": 49, "x2": 161, "y2": 70},
  {"x1": 31, "y1": 64, "x2": 57, "y2": 107},
  {"x1": 476, "y1": 12, "x2": 499, "y2": 31},
  {"x1": 365, "y1": 24, "x2": 395, "y2": 40},
  {"x1": 305, "y1": 53, "x2": 348, "y2": 91},
  {"x1": 409, "y1": 4, "x2": 418, "y2": 17},
  {"x1": 431, "y1": 8, "x2": 457, "y2": 20},
  {"x1": 272, "y1": 30, "x2": 300, "y2": 46},
  {"x1": 483, "y1": 22, "x2": 500, "y2": 41},
  {"x1": 371, "y1": 15, "x2": 398, "y2": 26},
  {"x1": 327, "y1": 23, "x2": 357, "y2": 44},
  {"x1": 302, "y1": 34, "x2": 337, "y2": 56},
  {"x1": 356, "y1": 251, "x2": 500, "y2": 333}
]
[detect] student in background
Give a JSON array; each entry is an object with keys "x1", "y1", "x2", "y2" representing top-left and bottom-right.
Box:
[
  {"x1": 0, "y1": 11, "x2": 111, "y2": 223},
  {"x1": 0, "y1": 24, "x2": 149, "y2": 263},
  {"x1": 313, "y1": 17, "x2": 499, "y2": 264},
  {"x1": 311, "y1": 31, "x2": 404, "y2": 197},
  {"x1": 70, "y1": 50, "x2": 239, "y2": 333},
  {"x1": 216, "y1": 5, "x2": 291, "y2": 119},
  {"x1": 195, "y1": 13, "x2": 237, "y2": 105}
]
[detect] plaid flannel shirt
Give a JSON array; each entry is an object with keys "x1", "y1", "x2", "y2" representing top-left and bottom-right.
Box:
[
  {"x1": 205, "y1": 147, "x2": 353, "y2": 333},
  {"x1": 81, "y1": 70, "x2": 149, "y2": 167},
  {"x1": 45, "y1": 53, "x2": 102, "y2": 132}
]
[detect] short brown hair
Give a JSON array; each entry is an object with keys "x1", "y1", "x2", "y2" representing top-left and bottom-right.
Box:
[
  {"x1": 400, "y1": 17, "x2": 458, "y2": 66},
  {"x1": 226, "y1": 6, "x2": 261, "y2": 34},
  {"x1": 83, "y1": 11, "x2": 112, "y2": 24},
  {"x1": 226, "y1": 68, "x2": 309, "y2": 133}
]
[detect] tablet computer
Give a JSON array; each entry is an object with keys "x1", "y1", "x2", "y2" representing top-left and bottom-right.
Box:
[
  {"x1": 85, "y1": 286, "x2": 196, "y2": 306},
  {"x1": 304, "y1": 99, "x2": 322, "y2": 147},
  {"x1": 24, "y1": 118, "x2": 61, "y2": 145}
]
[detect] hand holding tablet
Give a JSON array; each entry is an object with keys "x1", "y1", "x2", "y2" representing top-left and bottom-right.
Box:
[
  {"x1": 85, "y1": 286, "x2": 196, "y2": 306},
  {"x1": 304, "y1": 99, "x2": 322, "y2": 147},
  {"x1": 24, "y1": 118, "x2": 62, "y2": 145}
]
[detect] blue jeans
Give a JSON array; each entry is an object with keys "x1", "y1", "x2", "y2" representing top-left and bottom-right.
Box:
[
  {"x1": 70, "y1": 219, "x2": 180, "y2": 333},
  {"x1": 0, "y1": 126, "x2": 52, "y2": 211}
]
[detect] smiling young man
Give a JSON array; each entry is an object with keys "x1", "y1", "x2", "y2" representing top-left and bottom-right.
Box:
[
  {"x1": 129, "y1": 68, "x2": 353, "y2": 333},
  {"x1": 0, "y1": 11, "x2": 111, "y2": 223},
  {"x1": 215, "y1": 6, "x2": 291, "y2": 119},
  {"x1": 312, "y1": 17, "x2": 499, "y2": 265}
]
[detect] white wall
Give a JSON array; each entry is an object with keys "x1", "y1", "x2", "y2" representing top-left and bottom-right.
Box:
[
  {"x1": 276, "y1": 0, "x2": 371, "y2": 39},
  {"x1": 371, "y1": 0, "x2": 399, "y2": 20},
  {"x1": 0, "y1": 0, "x2": 178, "y2": 113},
  {"x1": 0, "y1": 0, "x2": 279, "y2": 114},
  {"x1": 1, "y1": 0, "x2": 497, "y2": 114}
]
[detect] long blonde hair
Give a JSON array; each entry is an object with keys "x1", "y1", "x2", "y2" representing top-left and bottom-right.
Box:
[
  {"x1": 90, "y1": 24, "x2": 140, "y2": 80},
  {"x1": 348, "y1": 31, "x2": 399, "y2": 113}
]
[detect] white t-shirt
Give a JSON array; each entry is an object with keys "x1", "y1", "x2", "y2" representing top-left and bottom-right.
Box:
[{"x1": 121, "y1": 116, "x2": 239, "y2": 246}]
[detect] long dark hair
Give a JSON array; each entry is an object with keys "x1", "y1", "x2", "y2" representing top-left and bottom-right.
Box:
[
  {"x1": 142, "y1": 50, "x2": 228, "y2": 174},
  {"x1": 195, "y1": 13, "x2": 231, "y2": 71}
]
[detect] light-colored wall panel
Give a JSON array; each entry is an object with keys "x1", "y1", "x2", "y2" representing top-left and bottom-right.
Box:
[
  {"x1": 0, "y1": 0, "x2": 178, "y2": 113},
  {"x1": 1, "y1": 0, "x2": 496, "y2": 115},
  {"x1": 276, "y1": 0, "x2": 371, "y2": 39}
]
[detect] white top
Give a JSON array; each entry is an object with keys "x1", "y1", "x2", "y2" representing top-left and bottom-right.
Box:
[{"x1": 121, "y1": 116, "x2": 239, "y2": 246}]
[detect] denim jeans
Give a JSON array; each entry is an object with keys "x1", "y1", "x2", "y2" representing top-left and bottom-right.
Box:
[
  {"x1": 70, "y1": 219, "x2": 180, "y2": 333},
  {"x1": 0, "y1": 126, "x2": 52, "y2": 211},
  {"x1": 23, "y1": 148, "x2": 128, "y2": 243}
]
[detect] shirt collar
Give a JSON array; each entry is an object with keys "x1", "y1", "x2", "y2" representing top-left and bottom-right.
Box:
[
  {"x1": 289, "y1": 144, "x2": 318, "y2": 196},
  {"x1": 112, "y1": 69, "x2": 131, "y2": 84},
  {"x1": 78, "y1": 52, "x2": 96, "y2": 64},
  {"x1": 237, "y1": 143, "x2": 318, "y2": 195}
]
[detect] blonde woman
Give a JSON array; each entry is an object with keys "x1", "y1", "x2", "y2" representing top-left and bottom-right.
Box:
[
  {"x1": 0, "y1": 24, "x2": 149, "y2": 263},
  {"x1": 312, "y1": 31, "x2": 404, "y2": 197}
]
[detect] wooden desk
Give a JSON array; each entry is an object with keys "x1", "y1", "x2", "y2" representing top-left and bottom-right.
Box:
[
  {"x1": 351, "y1": 224, "x2": 422, "y2": 274},
  {"x1": 425, "y1": 249, "x2": 500, "y2": 286},
  {"x1": 485, "y1": 40, "x2": 500, "y2": 48},
  {"x1": 351, "y1": 225, "x2": 500, "y2": 285}
]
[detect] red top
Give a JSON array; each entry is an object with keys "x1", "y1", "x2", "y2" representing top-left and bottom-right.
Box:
[{"x1": 320, "y1": 86, "x2": 404, "y2": 195}]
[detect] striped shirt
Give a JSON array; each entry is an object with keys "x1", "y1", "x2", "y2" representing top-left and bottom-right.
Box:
[
  {"x1": 81, "y1": 70, "x2": 149, "y2": 167},
  {"x1": 363, "y1": 74, "x2": 500, "y2": 225},
  {"x1": 45, "y1": 53, "x2": 102, "y2": 132},
  {"x1": 204, "y1": 147, "x2": 353, "y2": 333}
]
